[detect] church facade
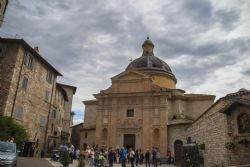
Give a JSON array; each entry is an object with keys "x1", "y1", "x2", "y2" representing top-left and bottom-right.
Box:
[
  {"x1": 79, "y1": 38, "x2": 250, "y2": 166},
  {"x1": 80, "y1": 38, "x2": 216, "y2": 161}
]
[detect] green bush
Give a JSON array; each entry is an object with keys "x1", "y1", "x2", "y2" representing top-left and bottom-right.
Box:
[{"x1": 0, "y1": 116, "x2": 29, "y2": 146}]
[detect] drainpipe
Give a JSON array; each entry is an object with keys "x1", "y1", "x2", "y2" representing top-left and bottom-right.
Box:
[
  {"x1": 43, "y1": 75, "x2": 56, "y2": 153},
  {"x1": 10, "y1": 48, "x2": 26, "y2": 118}
]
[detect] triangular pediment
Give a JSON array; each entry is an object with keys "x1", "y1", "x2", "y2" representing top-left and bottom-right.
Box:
[{"x1": 111, "y1": 70, "x2": 149, "y2": 81}]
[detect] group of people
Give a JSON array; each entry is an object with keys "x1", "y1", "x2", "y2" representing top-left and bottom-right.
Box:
[
  {"x1": 58, "y1": 142, "x2": 81, "y2": 163},
  {"x1": 57, "y1": 144, "x2": 175, "y2": 167},
  {"x1": 84, "y1": 146, "x2": 160, "y2": 167}
]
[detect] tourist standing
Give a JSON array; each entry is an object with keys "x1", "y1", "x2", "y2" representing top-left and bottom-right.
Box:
[
  {"x1": 152, "y1": 148, "x2": 157, "y2": 167},
  {"x1": 145, "y1": 149, "x2": 150, "y2": 167},
  {"x1": 129, "y1": 148, "x2": 135, "y2": 167},
  {"x1": 135, "y1": 150, "x2": 139, "y2": 166},
  {"x1": 108, "y1": 148, "x2": 115, "y2": 167},
  {"x1": 121, "y1": 148, "x2": 127, "y2": 167},
  {"x1": 94, "y1": 150, "x2": 100, "y2": 167},
  {"x1": 139, "y1": 150, "x2": 144, "y2": 165},
  {"x1": 69, "y1": 144, "x2": 75, "y2": 163},
  {"x1": 90, "y1": 148, "x2": 95, "y2": 166}
]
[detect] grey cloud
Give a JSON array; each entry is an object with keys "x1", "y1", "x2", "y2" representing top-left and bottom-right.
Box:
[
  {"x1": 214, "y1": 9, "x2": 240, "y2": 29},
  {"x1": 243, "y1": 69, "x2": 250, "y2": 76},
  {"x1": 1, "y1": 0, "x2": 250, "y2": 113},
  {"x1": 181, "y1": 0, "x2": 213, "y2": 24}
]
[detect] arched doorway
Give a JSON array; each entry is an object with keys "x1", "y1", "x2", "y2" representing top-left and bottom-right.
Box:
[{"x1": 174, "y1": 140, "x2": 183, "y2": 163}]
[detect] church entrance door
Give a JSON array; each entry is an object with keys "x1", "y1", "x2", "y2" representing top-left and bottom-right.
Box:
[
  {"x1": 124, "y1": 134, "x2": 135, "y2": 150},
  {"x1": 174, "y1": 140, "x2": 183, "y2": 163}
]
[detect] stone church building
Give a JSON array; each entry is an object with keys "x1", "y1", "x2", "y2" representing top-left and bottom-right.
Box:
[{"x1": 79, "y1": 38, "x2": 250, "y2": 166}]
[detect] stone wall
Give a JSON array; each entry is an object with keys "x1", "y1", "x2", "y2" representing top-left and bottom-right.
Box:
[
  {"x1": 167, "y1": 124, "x2": 190, "y2": 158},
  {"x1": 0, "y1": 40, "x2": 57, "y2": 154},
  {"x1": 226, "y1": 105, "x2": 250, "y2": 166},
  {"x1": 12, "y1": 45, "x2": 57, "y2": 152},
  {"x1": 83, "y1": 100, "x2": 97, "y2": 127},
  {"x1": 80, "y1": 129, "x2": 96, "y2": 149},
  {"x1": 0, "y1": 39, "x2": 75, "y2": 156},
  {"x1": 70, "y1": 123, "x2": 83, "y2": 149},
  {"x1": 186, "y1": 100, "x2": 229, "y2": 167},
  {"x1": 0, "y1": 42, "x2": 19, "y2": 116},
  {"x1": 168, "y1": 95, "x2": 215, "y2": 121},
  {"x1": 60, "y1": 84, "x2": 76, "y2": 139}
]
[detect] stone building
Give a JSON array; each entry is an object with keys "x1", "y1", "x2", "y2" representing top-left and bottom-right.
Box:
[
  {"x1": 0, "y1": 0, "x2": 8, "y2": 27},
  {"x1": 187, "y1": 89, "x2": 250, "y2": 167},
  {"x1": 46, "y1": 83, "x2": 76, "y2": 154},
  {"x1": 70, "y1": 123, "x2": 83, "y2": 150},
  {"x1": 0, "y1": 38, "x2": 76, "y2": 156},
  {"x1": 80, "y1": 38, "x2": 215, "y2": 160}
]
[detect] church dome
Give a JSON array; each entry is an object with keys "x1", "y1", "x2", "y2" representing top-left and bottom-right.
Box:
[
  {"x1": 126, "y1": 37, "x2": 176, "y2": 83},
  {"x1": 126, "y1": 54, "x2": 174, "y2": 76}
]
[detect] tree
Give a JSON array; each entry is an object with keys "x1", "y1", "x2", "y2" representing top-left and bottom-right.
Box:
[{"x1": 0, "y1": 116, "x2": 29, "y2": 146}]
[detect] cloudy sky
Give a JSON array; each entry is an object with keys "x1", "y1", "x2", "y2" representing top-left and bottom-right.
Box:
[{"x1": 1, "y1": 0, "x2": 250, "y2": 124}]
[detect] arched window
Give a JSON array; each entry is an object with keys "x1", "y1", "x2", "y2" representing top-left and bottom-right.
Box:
[{"x1": 238, "y1": 113, "x2": 250, "y2": 133}]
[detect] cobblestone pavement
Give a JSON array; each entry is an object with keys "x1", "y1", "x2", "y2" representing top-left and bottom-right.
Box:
[
  {"x1": 47, "y1": 159, "x2": 178, "y2": 167},
  {"x1": 17, "y1": 157, "x2": 54, "y2": 167},
  {"x1": 46, "y1": 158, "x2": 79, "y2": 167},
  {"x1": 84, "y1": 163, "x2": 178, "y2": 167}
]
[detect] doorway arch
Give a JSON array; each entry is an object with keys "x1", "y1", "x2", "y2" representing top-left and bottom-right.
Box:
[{"x1": 174, "y1": 140, "x2": 183, "y2": 163}]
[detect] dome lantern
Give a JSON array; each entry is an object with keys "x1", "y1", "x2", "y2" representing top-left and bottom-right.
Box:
[{"x1": 142, "y1": 36, "x2": 154, "y2": 56}]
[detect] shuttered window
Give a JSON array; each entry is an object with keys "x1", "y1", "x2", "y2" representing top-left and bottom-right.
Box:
[
  {"x1": 24, "y1": 52, "x2": 35, "y2": 69},
  {"x1": 44, "y1": 91, "x2": 50, "y2": 102},
  {"x1": 40, "y1": 115, "x2": 47, "y2": 127},
  {"x1": 15, "y1": 107, "x2": 24, "y2": 121},
  {"x1": 21, "y1": 77, "x2": 28, "y2": 90},
  {"x1": 46, "y1": 70, "x2": 53, "y2": 84}
]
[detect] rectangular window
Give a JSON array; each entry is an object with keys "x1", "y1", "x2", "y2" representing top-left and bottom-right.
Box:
[
  {"x1": 51, "y1": 124, "x2": 54, "y2": 132},
  {"x1": 46, "y1": 70, "x2": 53, "y2": 84},
  {"x1": 52, "y1": 110, "x2": 56, "y2": 119},
  {"x1": 0, "y1": 43, "x2": 7, "y2": 57},
  {"x1": 21, "y1": 77, "x2": 28, "y2": 90},
  {"x1": 44, "y1": 91, "x2": 50, "y2": 102},
  {"x1": 85, "y1": 132, "x2": 88, "y2": 138},
  {"x1": 15, "y1": 106, "x2": 23, "y2": 121},
  {"x1": 40, "y1": 115, "x2": 47, "y2": 127},
  {"x1": 127, "y1": 109, "x2": 134, "y2": 117},
  {"x1": 24, "y1": 52, "x2": 35, "y2": 69}
]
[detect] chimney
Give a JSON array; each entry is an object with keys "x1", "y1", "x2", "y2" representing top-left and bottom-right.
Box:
[{"x1": 34, "y1": 46, "x2": 39, "y2": 53}]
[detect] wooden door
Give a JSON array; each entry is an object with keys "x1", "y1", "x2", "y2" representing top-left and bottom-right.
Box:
[
  {"x1": 124, "y1": 134, "x2": 135, "y2": 150},
  {"x1": 174, "y1": 140, "x2": 183, "y2": 163}
]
